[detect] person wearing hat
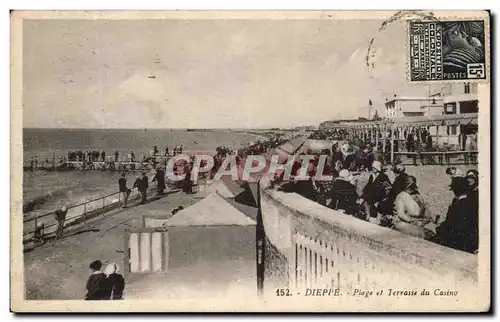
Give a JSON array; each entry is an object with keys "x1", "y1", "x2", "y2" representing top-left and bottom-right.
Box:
[
  {"x1": 377, "y1": 163, "x2": 408, "y2": 216},
  {"x1": 133, "y1": 172, "x2": 149, "y2": 204},
  {"x1": 434, "y1": 176, "x2": 478, "y2": 254},
  {"x1": 102, "y1": 262, "x2": 125, "y2": 300},
  {"x1": 466, "y1": 169, "x2": 479, "y2": 194},
  {"x1": 406, "y1": 130, "x2": 415, "y2": 153},
  {"x1": 341, "y1": 144, "x2": 356, "y2": 171},
  {"x1": 392, "y1": 176, "x2": 430, "y2": 238},
  {"x1": 359, "y1": 161, "x2": 391, "y2": 222},
  {"x1": 54, "y1": 205, "x2": 68, "y2": 240},
  {"x1": 330, "y1": 169, "x2": 357, "y2": 214},
  {"x1": 387, "y1": 164, "x2": 409, "y2": 203},
  {"x1": 85, "y1": 260, "x2": 107, "y2": 300},
  {"x1": 152, "y1": 167, "x2": 166, "y2": 196},
  {"x1": 354, "y1": 144, "x2": 372, "y2": 171},
  {"x1": 331, "y1": 142, "x2": 343, "y2": 165},
  {"x1": 465, "y1": 169, "x2": 479, "y2": 226},
  {"x1": 446, "y1": 166, "x2": 462, "y2": 177},
  {"x1": 118, "y1": 173, "x2": 130, "y2": 208},
  {"x1": 33, "y1": 222, "x2": 45, "y2": 245}
]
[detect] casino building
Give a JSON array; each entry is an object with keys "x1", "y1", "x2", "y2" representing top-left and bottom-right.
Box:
[{"x1": 384, "y1": 83, "x2": 478, "y2": 146}]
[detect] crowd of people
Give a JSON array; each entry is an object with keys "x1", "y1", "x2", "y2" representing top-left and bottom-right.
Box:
[
  {"x1": 313, "y1": 126, "x2": 477, "y2": 154},
  {"x1": 67, "y1": 150, "x2": 108, "y2": 163},
  {"x1": 243, "y1": 134, "x2": 293, "y2": 156},
  {"x1": 275, "y1": 133, "x2": 479, "y2": 254}
]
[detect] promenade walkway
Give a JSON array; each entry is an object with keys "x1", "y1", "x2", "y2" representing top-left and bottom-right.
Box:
[{"x1": 24, "y1": 190, "x2": 201, "y2": 300}]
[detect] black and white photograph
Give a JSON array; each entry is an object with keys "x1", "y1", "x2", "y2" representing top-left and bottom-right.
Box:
[{"x1": 10, "y1": 10, "x2": 491, "y2": 312}]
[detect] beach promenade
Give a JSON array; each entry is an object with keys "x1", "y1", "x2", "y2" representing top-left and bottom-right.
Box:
[{"x1": 24, "y1": 189, "x2": 204, "y2": 300}]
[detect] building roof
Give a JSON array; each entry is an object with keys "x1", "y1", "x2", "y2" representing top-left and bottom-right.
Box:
[
  {"x1": 385, "y1": 96, "x2": 444, "y2": 105},
  {"x1": 164, "y1": 193, "x2": 256, "y2": 227}
]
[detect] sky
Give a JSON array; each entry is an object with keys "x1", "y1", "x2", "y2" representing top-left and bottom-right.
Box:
[{"x1": 22, "y1": 18, "x2": 432, "y2": 129}]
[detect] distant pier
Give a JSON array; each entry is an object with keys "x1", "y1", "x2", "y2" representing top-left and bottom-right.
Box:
[{"x1": 23, "y1": 153, "x2": 198, "y2": 172}]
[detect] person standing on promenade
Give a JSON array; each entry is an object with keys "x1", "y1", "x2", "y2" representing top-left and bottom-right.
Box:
[
  {"x1": 164, "y1": 145, "x2": 170, "y2": 156},
  {"x1": 152, "y1": 167, "x2": 166, "y2": 196},
  {"x1": 459, "y1": 130, "x2": 468, "y2": 151},
  {"x1": 133, "y1": 175, "x2": 141, "y2": 193},
  {"x1": 138, "y1": 172, "x2": 149, "y2": 204},
  {"x1": 85, "y1": 260, "x2": 106, "y2": 300},
  {"x1": 54, "y1": 205, "x2": 68, "y2": 239},
  {"x1": 102, "y1": 263, "x2": 125, "y2": 300},
  {"x1": 114, "y1": 151, "x2": 119, "y2": 162},
  {"x1": 118, "y1": 173, "x2": 130, "y2": 208},
  {"x1": 406, "y1": 131, "x2": 415, "y2": 152}
]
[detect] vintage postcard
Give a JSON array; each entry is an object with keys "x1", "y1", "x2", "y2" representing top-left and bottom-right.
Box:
[{"x1": 11, "y1": 10, "x2": 491, "y2": 312}]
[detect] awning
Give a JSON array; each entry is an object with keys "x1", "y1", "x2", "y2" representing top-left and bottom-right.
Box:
[
  {"x1": 300, "y1": 139, "x2": 333, "y2": 153},
  {"x1": 325, "y1": 114, "x2": 478, "y2": 128},
  {"x1": 392, "y1": 114, "x2": 478, "y2": 127},
  {"x1": 205, "y1": 181, "x2": 244, "y2": 198},
  {"x1": 164, "y1": 193, "x2": 256, "y2": 227}
]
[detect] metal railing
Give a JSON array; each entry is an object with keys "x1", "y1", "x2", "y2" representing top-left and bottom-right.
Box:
[
  {"x1": 22, "y1": 190, "x2": 135, "y2": 240},
  {"x1": 393, "y1": 150, "x2": 478, "y2": 165}
]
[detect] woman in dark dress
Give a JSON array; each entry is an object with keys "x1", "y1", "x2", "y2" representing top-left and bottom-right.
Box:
[
  {"x1": 434, "y1": 177, "x2": 478, "y2": 254},
  {"x1": 85, "y1": 260, "x2": 107, "y2": 300}
]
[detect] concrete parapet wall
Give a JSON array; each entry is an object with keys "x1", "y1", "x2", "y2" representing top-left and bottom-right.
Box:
[{"x1": 260, "y1": 186, "x2": 478, "y2": 296}]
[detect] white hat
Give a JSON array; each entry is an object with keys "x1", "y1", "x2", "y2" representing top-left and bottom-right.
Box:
[
  {"x1": 338, "y1": 169, "x2": 352, "y2": 181},
  {"x1": 372, "y1": 161, "x2": 382, "y2": 172},
  {"x1": 340, "y1": 143, "x2": 351, "y2": 156},
  {"x1": 103, "y1": 262, "x2": 119, "y2": 276}
]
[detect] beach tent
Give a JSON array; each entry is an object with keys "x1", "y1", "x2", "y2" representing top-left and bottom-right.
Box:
[
  {"x1": 204, "y1": 180, "x2": 244, "y2": 199},
  {"x1": 299, "y1": 139, "x2": 334, "y2": 154},
  {"x1": 125, "y1": 193, "x2": 257, "y2": 298}
]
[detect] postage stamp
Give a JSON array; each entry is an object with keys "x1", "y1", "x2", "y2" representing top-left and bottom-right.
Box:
[
  {"x1": 408, "y1": 19, "x2": 489, "y2": 82},
  {"x1": 10, "y1": 10, "x2": 490, "y2": 313}
]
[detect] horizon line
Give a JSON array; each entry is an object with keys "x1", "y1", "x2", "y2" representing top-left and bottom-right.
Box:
[{"x1": 22, "y1": 126, "x2": 307, "y2": 130}]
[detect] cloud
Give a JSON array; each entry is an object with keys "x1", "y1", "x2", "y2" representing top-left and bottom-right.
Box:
[{"x1": 23, "y1": 19, "x2": 433, "y2": 128}]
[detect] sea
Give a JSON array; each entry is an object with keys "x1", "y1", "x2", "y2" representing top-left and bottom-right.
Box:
[{"x1": 22, "y1": 128, "x2": 263, "y2": 218}]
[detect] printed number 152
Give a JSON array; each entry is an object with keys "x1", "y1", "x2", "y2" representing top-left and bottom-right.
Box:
[{"x1": 276, "y1": 288, "x2": 291, "y2": 296}]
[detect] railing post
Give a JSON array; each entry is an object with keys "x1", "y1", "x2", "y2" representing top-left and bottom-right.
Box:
[
  {"x1": 390, "y1": 122, "x2": 395, "y2": 164},
  {"x1": 34, "y1": 218, "x2": 38, "y2": 238}
]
